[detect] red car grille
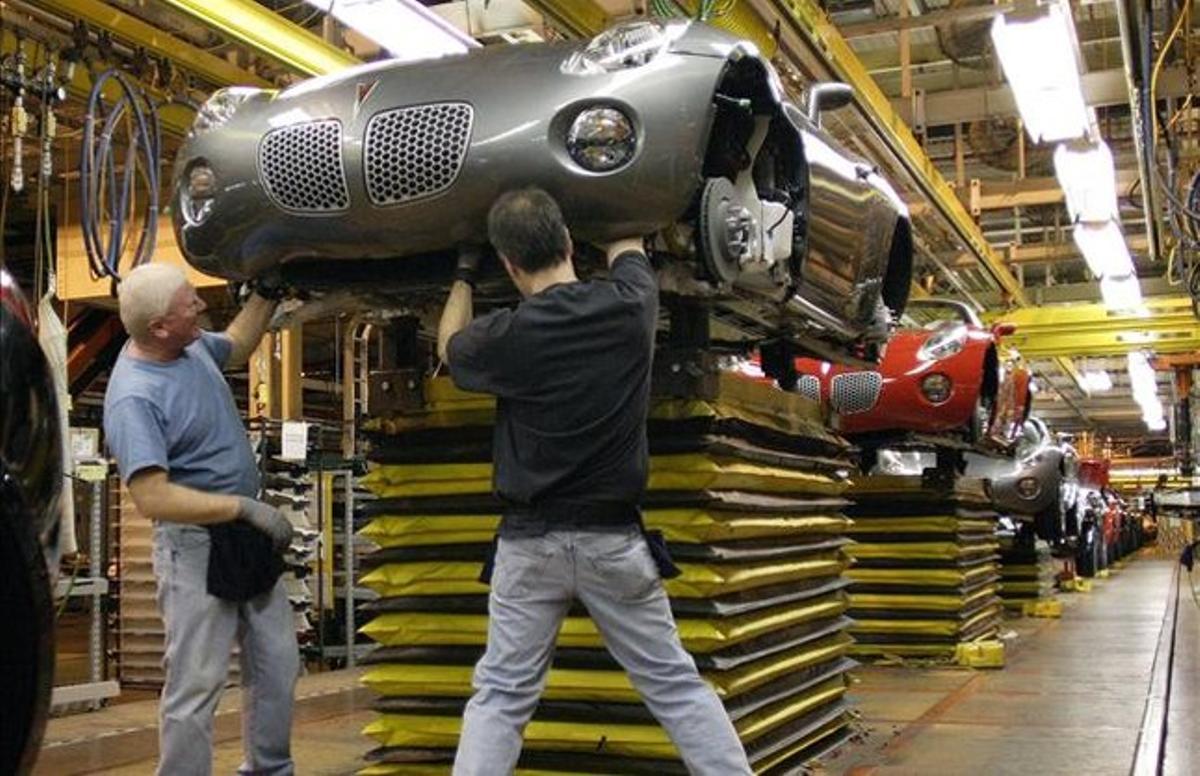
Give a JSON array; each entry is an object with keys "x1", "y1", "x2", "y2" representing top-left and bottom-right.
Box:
[
  {"x1": 797, "y1": 375, "x2": 820, "y2": 403},
  {"x1": 831, "y1": 371, "x2": 882, "y2": 415}
]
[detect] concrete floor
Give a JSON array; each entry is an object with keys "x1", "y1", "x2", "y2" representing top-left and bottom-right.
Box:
[
  {"x1": 35, "y1": 555, "x2": 1197, "y2": 775},
  {"x1": 833, "y1": 555, "x2": 1198, "y2": 776}
]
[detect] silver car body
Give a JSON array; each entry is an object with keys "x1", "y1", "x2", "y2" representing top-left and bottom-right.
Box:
[
  {"x1": 874, "y1": 418, "x2": 1079, "y2": 540},
  {"x1": 964, "y1": 418, "x2": 1071, "y2": 518},
  {"x1": 171, "y1": 21, "x2": 912, "y2": 361}
]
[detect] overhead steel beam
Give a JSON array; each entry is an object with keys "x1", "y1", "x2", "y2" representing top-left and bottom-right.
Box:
[
  {"x1": 998, "y1": 296, "x2": 1200, "y2": 358},
  {"x1": 157, "y1": 0, "x2": 360, "y2": 76},
  {"x1": 905, "y1": 168, "x2": 1141, "y2": 217},
  {"x1": 0, "y1": 26, "x2": 194, "y2": 135},
  {"x1": 524, "y1": 0, "x2": 609, "y2": 38},
  {"x1": 976, "y1": 168, "x2": 1141, "y2": 211},
  {"x1": 32, "y1": 0, "x2": 270, "y2": 88},
  {"x1": 1114, "y1": 0, "x2": 1161, "y2": 264},
  {"x1": 948, "y1": 234, "x2": 1151, "y2": 267},
  {"x1": 840, "y1": 3, "x2": 1012, "y2": 38},
  {"x1": 894, "y1": 66, "x2": 1192, "y2": 126}
]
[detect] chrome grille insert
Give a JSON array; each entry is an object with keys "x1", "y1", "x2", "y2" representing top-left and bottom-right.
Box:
[
  {"x1": 365, "y1": 102, "x2": 473, "y2": 206},
  {"x1": 797, "y1": 375, "x2": 821, "y2": 403},
  {"x1": 259, "y1": 119, "x2": 349, "y2": 213},
  {"x1": 831, "y1": 372, "x2": 882, "y2": 415}
]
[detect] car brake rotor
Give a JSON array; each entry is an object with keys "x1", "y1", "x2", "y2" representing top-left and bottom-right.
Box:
[{"x1": 698, "y1": 177, "x2": 759, "y2": 285}]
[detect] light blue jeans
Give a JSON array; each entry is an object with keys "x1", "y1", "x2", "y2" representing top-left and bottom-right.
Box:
[
  {"x1": 152, "y1": 523, "x2": 300, "y2": 776},
  {"x1": 452, "y1": 527, "x2": 752, "y2": 775}
]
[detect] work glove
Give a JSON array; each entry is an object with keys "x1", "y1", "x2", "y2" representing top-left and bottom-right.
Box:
[
  {"x1": 453, "y1": 247, "x2": 483, "y2": 288},
  {"x1": 247, "y1": 269, "x2": 288, "y2": 301},
  {"x1": 236, "y1": 496, "x2": 295, "y2": 554}
]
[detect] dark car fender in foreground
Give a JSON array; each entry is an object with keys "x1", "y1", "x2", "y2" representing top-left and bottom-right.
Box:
[
  {"x1": 171, "y1": 20, "x2": 912, "y2": 363},
  {"x1": 0, "y1": 269, "x2": 62, "y2": 775}
]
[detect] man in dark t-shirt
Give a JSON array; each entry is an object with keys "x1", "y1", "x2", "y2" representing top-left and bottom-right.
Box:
[{"x1": 439, "y1": 188, "x2": 750, "y2": 775}]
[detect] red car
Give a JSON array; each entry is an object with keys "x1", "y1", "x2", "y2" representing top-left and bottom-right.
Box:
[{"x1": 792, "y1": 299, "x2": 1032, "y2": 451}]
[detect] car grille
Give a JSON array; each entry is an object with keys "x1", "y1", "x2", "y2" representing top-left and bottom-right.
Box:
[
  {"x1": 831, "y1": 372, "x2": 882, "y2": 415},
  {"x1": 364, "y1": 102, "x2": 473, "y2": 206},
  {"x1": 797, "y1": 375, "x2": 821, "y2": 403},
  {"x1": 259, "y1": 120, "x2": 349, "y2": 213}
]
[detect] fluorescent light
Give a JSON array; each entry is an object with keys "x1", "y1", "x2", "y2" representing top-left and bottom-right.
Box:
[
  {"x1": 1054, "y1": 140, "x2": 1118, "y2": 223},
  {"x1": 991, "y1": 2, "x2": 1090, "y2": 143},
  {"x1": 1100, "y1": 274, "x2": 1145, "y2": 312},
  {"x1": 305, "y1": 0, "x2": 479, "y2": 62},
  {"x1": 1127, "y1": 351, "x2": 1166, "y2": 431},
  {"x1": 1073, "y1": 221, "x2": 1134, "y2": 278},
  {"x1": 1081, "y1": 370, "x2": 1113, "y2": 393}
]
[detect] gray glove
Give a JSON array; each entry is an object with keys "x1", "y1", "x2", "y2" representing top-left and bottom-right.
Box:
[{"x1": 236, "y1": 496, "x2": 294, "y2": 554}]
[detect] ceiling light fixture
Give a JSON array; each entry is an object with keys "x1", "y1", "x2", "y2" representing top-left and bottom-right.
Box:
[
  {"x1": 1080, "y1": 369, "x2": 1113, "y2": 394},
  {"x1": 1099, "y1": 274, "x2": 1146, "y2": 313},
  {"x1": 1127, "y1": 351, "x2": 1166, "y2": 431},
  {"x1": 1054, "y1": 140, "x2": 1118, "y2": 224},
  {"x1": 990, "y1": 1, "x2": 1090, "y2": 144},
  {"x1": 304, "y1": 0, "x2": 479, "y2": 62},
  {"x1": 1073, "y1": 221, "x2": 1134, "y2": 278}
]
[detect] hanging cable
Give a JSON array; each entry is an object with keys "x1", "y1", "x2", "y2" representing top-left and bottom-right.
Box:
[{"x1": 79, "y1": 68, "x2": 160, "y2": 281}]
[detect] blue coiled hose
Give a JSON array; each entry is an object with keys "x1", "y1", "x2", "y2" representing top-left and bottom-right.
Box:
[{"x1": 79, "y1": 69, "x2": 161, "y2": 282}]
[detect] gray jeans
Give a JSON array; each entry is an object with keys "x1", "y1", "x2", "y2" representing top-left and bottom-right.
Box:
[
  {"x1": 152, "y1": 524, "x2": 300, "y2": 776},
  {"x1": 452, "y1": 527, "x2": 752, "y2": 775}
]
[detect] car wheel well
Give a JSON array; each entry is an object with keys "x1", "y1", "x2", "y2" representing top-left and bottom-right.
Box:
[
  {"x1": 699, "y1": 58, "x2": 808, "y2": 282},
  {"x1": 968, "y1": 345, "x2": 1000, "y2": 443},
  {"x1": 882, "y1": 218, "x2": 912, "y2": 317}
]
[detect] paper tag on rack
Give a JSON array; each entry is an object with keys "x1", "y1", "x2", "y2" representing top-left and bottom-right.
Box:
[{"x1": 281, "y1": 421, "x2": 309, "y2": 462}]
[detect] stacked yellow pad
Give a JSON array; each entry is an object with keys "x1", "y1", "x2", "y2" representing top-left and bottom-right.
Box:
[
  {"x1": 843, "y1": 475, "x2": 1003, "y2": 659},
  {"x1": 997, "y1": 534, "x2": 1057, "y2": 610},
  {"x1": 356, "y1": 374, "x2": 858, "y2": 775}
]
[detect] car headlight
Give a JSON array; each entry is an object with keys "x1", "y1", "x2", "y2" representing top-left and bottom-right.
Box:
[
  {"x1": 1016, "y1": 476, "x2": 1042, "y2": 499},
  {"x1": 180, "y1": 162, "x2": 216, "y2": 225},
  {"x1": 187, "y1": 164, "x2": 216, "y2": 200},
  {"x1": 567, "y1": 107, "x2": 636, "y2": 172},
  {"x1": 920, "y1": 373, "x2": 952, "y2": 404},
  {"x1": 562, "y1": 20, "x2": 682, "y2": 75},
  {"x1": 917, "y1": 323, "x2": 968, "y2": 361},
  {"x1": 192, "y1": 87, "x2": 264, "y2": 135}
]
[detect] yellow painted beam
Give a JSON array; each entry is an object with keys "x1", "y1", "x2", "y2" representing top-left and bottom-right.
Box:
[
  {"x1": 524, "y1": 0, "x2": 609, "y2": 38},
  {"x1": 281, "y1": 326, "x2": 304, "y2": 421},
  {"x1": 158, "y1": 0, "x2": 360, "y2": 76},
  {"x1": 34, "y1": 0, "x2": 270, "y2": 88},
  {"x1": 996, "y1": 297, "x2": 1200, "y2": 358}
]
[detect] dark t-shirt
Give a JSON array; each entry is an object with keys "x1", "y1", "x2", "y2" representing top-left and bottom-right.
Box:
[{"x1": 447, "y1": 251, "x2": 657, "y2": 534}]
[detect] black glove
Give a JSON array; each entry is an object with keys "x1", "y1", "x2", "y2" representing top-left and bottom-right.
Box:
[
  {"x1": 236, "y1": 496, "x2": 294, "y2": 554},
  {"x1": 453, "y1": 247, "x2": 483, "y2": 288},
  {"x1": 248, "y1": 269, "x2": 287, "y2": 301}
]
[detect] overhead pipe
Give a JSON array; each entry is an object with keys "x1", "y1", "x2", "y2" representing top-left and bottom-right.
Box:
[{"x1": 1113, "y1": 0, "x2": 1162, "y2": 263}]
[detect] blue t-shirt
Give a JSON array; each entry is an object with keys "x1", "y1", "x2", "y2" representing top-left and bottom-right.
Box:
[{"x1": 103, "y1": 331, "x2": 259, "y2": 498}]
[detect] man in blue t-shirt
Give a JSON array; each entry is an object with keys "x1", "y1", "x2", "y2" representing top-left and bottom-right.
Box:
[
  {"x1": 439, "y1": 188, "x2": 752, "y2": 775},
  {"x1": 104, "y1": 263, "x2": 297, "y2": 776}
]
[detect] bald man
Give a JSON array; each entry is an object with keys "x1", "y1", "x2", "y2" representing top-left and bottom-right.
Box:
[{"x1": 103, "y1": 264, "x2": 298, "y2": 776}]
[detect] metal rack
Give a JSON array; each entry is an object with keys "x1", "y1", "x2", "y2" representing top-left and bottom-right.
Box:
[
  {"x1": 51, "y1": 464, "x2": 119, "y2": 711},
  {"x1": 313, "y1": 468, "x2": 375, "y2": 667}
]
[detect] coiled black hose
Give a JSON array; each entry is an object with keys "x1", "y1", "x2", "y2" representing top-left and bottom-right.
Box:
[{"x1": 79, "y1": 69, "x2": 161, "y2": 281}]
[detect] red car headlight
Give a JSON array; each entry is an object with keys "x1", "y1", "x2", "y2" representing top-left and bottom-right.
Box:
[
  {"x1": 917, "y1": 324, "x2": 967, "y2": 361},
  {"x1": 920, "y1": 373, "x2": 952, "y2": 404}
]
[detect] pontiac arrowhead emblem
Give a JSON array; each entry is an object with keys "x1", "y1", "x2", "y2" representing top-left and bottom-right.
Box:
[{"x1": 355, "y1": 79, "x2": 380, "y2": 117}]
